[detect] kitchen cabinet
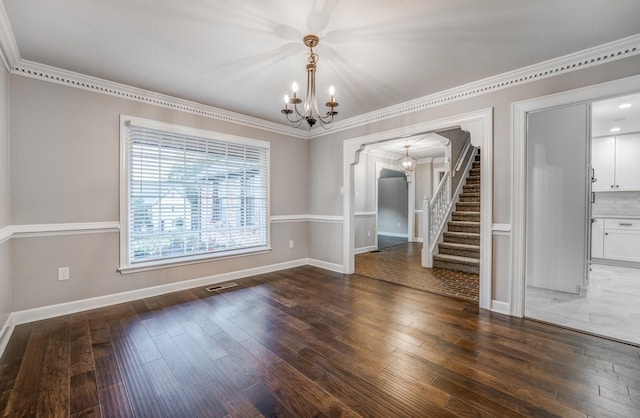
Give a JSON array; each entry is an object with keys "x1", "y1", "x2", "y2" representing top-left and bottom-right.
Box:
[
  {"x1": 591, "y1": 217, "x2": 604, "y2": 258},
  {"x1": 592, "y1": 134, "x2": 640, "y2": 192},
  {"x1": 603, "y1": 218, "x2": 640, "y2": 262}
]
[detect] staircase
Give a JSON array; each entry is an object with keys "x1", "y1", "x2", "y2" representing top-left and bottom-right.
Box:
[{"x1": 433, "y1": 151, "x2": 480, "y2": 274}]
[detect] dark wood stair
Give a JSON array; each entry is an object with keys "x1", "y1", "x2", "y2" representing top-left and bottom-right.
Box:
[{"x1": 433, "y1": 151, "x2": 481, "y2": 274}]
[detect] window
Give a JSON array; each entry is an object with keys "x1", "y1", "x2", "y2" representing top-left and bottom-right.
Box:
[{"x1": 120, "y1": 115, "x2": 269, "y2": 272}]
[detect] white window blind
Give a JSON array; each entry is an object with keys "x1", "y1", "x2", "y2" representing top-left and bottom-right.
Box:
[{"x1": 121, "y1": 116, "x2": 269, "y2": 269}]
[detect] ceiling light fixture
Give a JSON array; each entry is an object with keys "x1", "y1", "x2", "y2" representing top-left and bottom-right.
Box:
[
  {"x1": 619, "y1": 103, "x2": 632, "y2": 109},
  {"x1": 610, "y1": 127, "x2": 621, "y2": 132},
  {"x1": 281, "y1": 35, "x2": 338, "y2": 130},
  {"x1": 398, "y1": 145, "x2": 417, "y2": 172}
]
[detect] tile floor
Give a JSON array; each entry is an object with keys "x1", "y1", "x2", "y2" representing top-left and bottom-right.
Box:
[
  {"x1": 355, "y1": 242, "x2": 479, "y2": 302},
  {"x1": 525, "y1": 263, "x2": 640, "y2": 346}
]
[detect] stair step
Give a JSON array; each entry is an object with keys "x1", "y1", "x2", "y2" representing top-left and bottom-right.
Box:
[
  {"x1": 448, "y1": 221, "x2": 480, "y2": 233},
  {"x1": 433, "y1": 254, "x2": 480, "y2": 274},
  {"x1": 456, "y1": 202, "x2": 480, "y2": 212},
  {"x1": 443, "y1": 231, "x2": 480, "y2": 245},
  {"x1": 439, "y1": 242, "x2": 480, "y2": 258},
  {"x1": 472, "y1": 161, "x2": 480, "y2": 169},
  {"x1": 459, "y1": 193, "x2": 480, "y2": 202},
  {"x1": 452, "y1": 211, "x2": 480, "y2": 222},
  {"x1": 463, "y1": 184, "x2": 480, "y2": 193},
  {"x1": 469, "y1": 168, "x2": 480, "y2": 176},
  {"x1": 466, "y1": 176, "x2": 480, "y2": 185}
]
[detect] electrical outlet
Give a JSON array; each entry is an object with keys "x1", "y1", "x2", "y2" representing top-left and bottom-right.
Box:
[
  {"x1": 289, "y1": 240, "x2": 294, "y2": 249},
  {"x1": 58, "y1": 267, "x2": 70, "y2": 281}
]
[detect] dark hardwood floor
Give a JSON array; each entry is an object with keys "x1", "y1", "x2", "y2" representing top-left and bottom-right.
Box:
[{"x1": 1, "y1": 266, "x2": 640, "y2": 417}]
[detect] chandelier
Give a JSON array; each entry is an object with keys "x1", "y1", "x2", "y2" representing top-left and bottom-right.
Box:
[
  {"x1": 398, "y1": 145, "x2": 417, "y2": 172},
  {"x1": 281, "y1": 34, "x2": 339, "y2": 129}
]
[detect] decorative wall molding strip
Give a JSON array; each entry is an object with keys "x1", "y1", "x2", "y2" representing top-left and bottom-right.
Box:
[
  {"x1": 354, "y1": 211, "x2": 376, "y2": 217},
  {"x1": 306, "y1": 258, "x2": 344, "y2": 273},
  {"x1": 491, "y1": 223, "x2": 512, "y2": 235},
  {"x1": 0, "y1": 225, "x2": 12, "y2": 245},
  {"x1": 0, "y1": 1, "x2": 18, "y2": 71},
  {"x1": 0, "y1": 313, "x2": 14, "y2": 359},
  {"x1": 314, "y1": 34, "x2": 640, "y2": 138},
  {"x1": 12, "y1": 59, "x2": 307, "y2": 139},
  {"x1": 354, "y1": 246, "x2": 376, "y2": 255},
  {"x1": 270, "y1": 214, "x2": 344, "y2": 223},
  {"x1": 11, "y1": 221, "x2": 120, "y2": 238}
]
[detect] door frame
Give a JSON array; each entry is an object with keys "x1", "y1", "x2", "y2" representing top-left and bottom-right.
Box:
[
  {"x1": 343, "y1": 108, "x2": 494, "y2": 310},
  {"x1": 511, "y1": 74, "x2": 640, "y2": 317}
]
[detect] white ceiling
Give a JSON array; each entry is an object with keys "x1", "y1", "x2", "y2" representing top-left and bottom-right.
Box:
[
  {"x1": 592, "y1": 92, "x2": 640, "y2": 137},
  {"x1": 3, "y1": 0, "x2": 640, "y2": 129},
  {"x1": 369, "y1": 133, "x2": 447, "y2": 160}
]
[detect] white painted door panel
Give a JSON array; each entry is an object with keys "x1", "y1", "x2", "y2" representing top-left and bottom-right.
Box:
[
  {"x1": 591, "y1": 137, "x2": 615, "y2": 192},
  {"x1": 525, "y1": 104, "x2": 589, "y2": 294}
]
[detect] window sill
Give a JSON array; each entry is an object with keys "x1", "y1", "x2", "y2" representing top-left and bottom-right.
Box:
[{"x1": 118, "y1": 246, "x2": 272, "y2": 275}]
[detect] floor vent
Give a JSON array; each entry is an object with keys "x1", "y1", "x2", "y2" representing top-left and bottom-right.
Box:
[{"x1": 206, "y1": 282, "x2": 238, "y2": 292}]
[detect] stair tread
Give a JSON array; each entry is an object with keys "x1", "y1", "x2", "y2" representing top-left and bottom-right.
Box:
[
  {"x1": 439, "y1": 242, "x2": 480, "y2": 250},
  {"x1": 444, "y1": 231, "x2": 480, "y2": 237},
  {"x1": 453, "y1": 211, "x2": 480, "y2": 215},
  {"x1": 449, "y1": 221, "x2": 480, "y2": 225},
  {"x1": 433, "y1": 254, "x2": 480, "y2": 265}
]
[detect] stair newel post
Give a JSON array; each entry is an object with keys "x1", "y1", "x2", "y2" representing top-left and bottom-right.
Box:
[{"x1": 422, "y1": 196, "x2": 434, "y2": 267}]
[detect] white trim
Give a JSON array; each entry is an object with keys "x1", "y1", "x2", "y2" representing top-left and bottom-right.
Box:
[
  {"x1": 0, "y1": 313, "x2": 15, "y2": 359},
  {"x1": 306, "y1": 258, "x2": 344, "y2": 273},
  {"x1": 344, "y1": 108, "x2": 493, "y2": 312},
  {"x1": 511, "y1": 73, "x2": 640, "y2": 318},
  {"x1": 354, "y1": 245, "x2": 377, "y2": 255},
  {"x1": 316, "y1": 34, "x2": 640, "y2": 138},
  {"x1": 490, "y1": 300, "x2": 510, "y2": 316},
  {"x1": 491, "y1": 224, "x2": 512, "y2": 236},
  {"x1": 0, "y1": 1, "x2": 18, "y2": 71},
  {"x1": 0, "y1": 225, "x2": 12, "y2": 244},
  {"x1": 354, "y1": 211, "x2": 376, "y2": 217},
  {"x1": 1, "y1": 29, "x2": 636, "y2": 140},
  {"x1": 11, "y1": 259, "x2": 310, "y2": 326},
  {"x1": 270, "y1": 214, "x2": 344, "y2": 223},
  {"x1": 11, "y1": 222, "x2": 120, "y2": 238},
  {"x1": 378, "y1": 232, "x2": 409, "y2": 238},
  {"x1": 14, "y1": 60, "x2": 306, "y2": 139}
]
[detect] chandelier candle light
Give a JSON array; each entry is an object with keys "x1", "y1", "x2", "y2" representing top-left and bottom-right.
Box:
[{"x1": 281, "y1": 34, "x2": 339, "y2": 129}]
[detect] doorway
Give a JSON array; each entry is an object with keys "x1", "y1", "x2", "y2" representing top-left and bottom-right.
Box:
[
  {"x1": 514, "y1": 83, "x2": 640, "y2": 345},
  {"x1": 377, "y1": 168, "x2": 409, "y2": 249}
]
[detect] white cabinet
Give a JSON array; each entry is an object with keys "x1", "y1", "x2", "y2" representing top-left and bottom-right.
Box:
[
  {"x1": 603, "y1": 218, "x2": 640, "y2": 262},
  {"x1": 592, "y1": 134, "x2": 640, "y2": 192},
  {"x1": 591, "y1": 218, "x2": 604, "y2": 258}
]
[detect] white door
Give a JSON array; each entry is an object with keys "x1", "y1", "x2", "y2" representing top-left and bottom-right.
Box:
[
  {"x1": 591, "y1": 136, "x2": 615, "y2": 192},
  {"x1": 525, "y1": 104, "x2": 590, "y2": 294},
  {"x1": 614, "y1": 133, "x2": 640, "y2": 191}
]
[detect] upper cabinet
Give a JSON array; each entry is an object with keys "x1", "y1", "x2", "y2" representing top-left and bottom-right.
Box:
[{"x1": 592, "y1": 134, "x2": 640, "y2": 192}]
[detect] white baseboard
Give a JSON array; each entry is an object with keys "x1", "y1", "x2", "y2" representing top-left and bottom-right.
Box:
[
  {"x1": 306, "y1": 258, "x2": 345, "y2": 273},
  {"x1": 490, "y1": 300, "x2": 510, "y2": 315},
  {"x1": 11, "y1": 258, "x2": 309, "y2": 326},
  {"x1": 354, "y1": 245, "x2": 377, "y2": 255},
  {"x1": 378, "y1": 232, "x2": 409, "y2": 238},
  {"x1": 0, "y1": 313, "x2": 15, "y2": 358}
]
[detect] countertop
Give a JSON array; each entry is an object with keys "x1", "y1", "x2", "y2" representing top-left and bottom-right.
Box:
[{"x1": 592, "y1": 215, "x2": 640, "y2": 220}]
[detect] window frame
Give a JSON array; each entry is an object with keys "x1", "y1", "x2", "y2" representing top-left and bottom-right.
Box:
[{"x1": 119, "y1": 115, "x2": 271, "y2": 274}]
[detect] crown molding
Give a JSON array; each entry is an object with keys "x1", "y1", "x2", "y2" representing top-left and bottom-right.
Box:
[
  {"x1": 0, "y1": 1, "x2": 19, "y2": 72},
  {"x1": 11, "y1": 59, "x2": 308, "y2": 139},
  {"x1": 312, "y1": 33, "x2": 640, "y2": 138},
  {"x1": 2, "y1": 9, "x2": 639, "y2": 141}
]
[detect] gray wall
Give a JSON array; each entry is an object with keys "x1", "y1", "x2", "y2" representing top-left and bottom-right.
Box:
[
  {"x1": 9, "y1": 75, "x2": 310, "y2": 311},
  {"x1": 378, "y1": 175, "x2": 408, "y2": 236},
  {"x1": 0, "y1": 67, "x2": 11, "y2": 330},
  {"x1": 308, "y1": 53, "x2": 640, "y2": 303}
]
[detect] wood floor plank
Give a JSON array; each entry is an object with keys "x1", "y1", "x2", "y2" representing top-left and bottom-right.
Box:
[{"x1": 2, "y1": 266, "x2": 640, "y2": 417}]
